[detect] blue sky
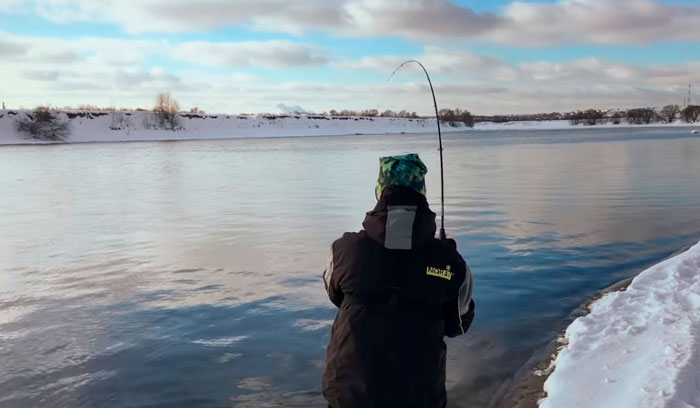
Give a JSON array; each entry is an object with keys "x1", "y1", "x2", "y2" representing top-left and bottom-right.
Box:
[{"x1": 1, "y1": 0, "x2": 700, "y2": 114}]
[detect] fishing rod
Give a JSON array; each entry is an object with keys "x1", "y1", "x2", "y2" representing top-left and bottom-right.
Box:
[{"x1": 387, "y1": 60, "x2": 447, "y2": 241}]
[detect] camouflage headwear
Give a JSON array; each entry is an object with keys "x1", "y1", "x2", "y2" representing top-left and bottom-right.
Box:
[{"x1": 375, "y1": 153, "x2": 427, "y2": 200}]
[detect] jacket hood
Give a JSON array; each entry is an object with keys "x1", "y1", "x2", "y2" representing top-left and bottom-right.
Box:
[{"x1": 362, "y1": 186, "x2": 437, "y2": 250}]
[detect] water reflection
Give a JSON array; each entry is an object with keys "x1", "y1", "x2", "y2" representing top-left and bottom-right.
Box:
[{"x1": 1, "y1": 128, "x2": 699, "y2": 407}]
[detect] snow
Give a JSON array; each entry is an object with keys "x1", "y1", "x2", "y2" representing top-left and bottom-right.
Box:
[
  {"x1": 2, "y1": 110, "x2": 698, "y2": 145},
  {"x1": 473, "y1": 120, "x2": 574, "y2": 131},
  {"x1": 2, "y1": 110, "x2": 697, "y2": 144},
  {"x1": 540, "y1": 239, "x2": 700, "y2": 408},
  {"x1": 0, "y1": 110, "x2": 467, "y2": 145},
  {"x1": 474, "y1": 119, "x2": 700, "y2": 131}
]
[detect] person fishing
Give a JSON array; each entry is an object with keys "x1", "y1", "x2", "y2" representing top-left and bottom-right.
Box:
[{"x1": 322, "y1": 153, "x2": 475, "y2": 408}]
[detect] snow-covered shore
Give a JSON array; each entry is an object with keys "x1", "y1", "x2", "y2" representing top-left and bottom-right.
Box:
[
  {"x1": 474, "y1": 119, "x2": 700, "y2": 131},
  {"x1": 2, "y1": 110, "x2": 698, "y2": 145},
  {"x1": 0, "y1": 110, "x2": 468, "y2": 145},
  {"x1": 540, "y1": 239, "x2": 700, "y2": 408}
]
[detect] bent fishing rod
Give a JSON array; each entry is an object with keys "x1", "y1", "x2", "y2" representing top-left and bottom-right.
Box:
[{"x1": 387, "y1": 60, "x2": 447, "y2": 241}]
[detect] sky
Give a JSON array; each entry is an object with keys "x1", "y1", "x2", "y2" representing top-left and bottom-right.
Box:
[{"x1": 1, "y1": 0, "x2": 700, "y2": 115}]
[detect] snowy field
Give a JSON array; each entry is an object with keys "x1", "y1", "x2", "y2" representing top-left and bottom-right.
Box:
[
  {"x1": 474, "y1": 119, "x2": 700, "y2": 131},
  {"x1": 540, "y1": 239, "x2": 700, "y2": 408},
  {"x1": 0, "y1": 110, "x2": 467, "y2": 145},
  {"x1": 2, "y1": 110, "x2": 698, "y2": 145}
]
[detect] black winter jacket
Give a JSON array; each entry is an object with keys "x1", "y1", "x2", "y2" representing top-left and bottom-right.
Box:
[{"x1": 322, "y1": 186, "x2": 475, "y2": 408}]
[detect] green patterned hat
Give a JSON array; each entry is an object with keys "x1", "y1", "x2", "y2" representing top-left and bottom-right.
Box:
[{"x1": 375, "y1": 153, "x2": 427, "y2": 199}]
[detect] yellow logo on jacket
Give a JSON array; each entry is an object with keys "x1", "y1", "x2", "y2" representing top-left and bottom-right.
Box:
[{"x1": 426, "y1": 265, "x2": 452, "y2": 280}]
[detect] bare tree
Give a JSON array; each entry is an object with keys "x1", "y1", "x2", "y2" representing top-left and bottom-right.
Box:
[
  {"x1": 438, "y1": 108, "x2": 455, "y2": 124},
  {"x1": 15, "y1": 105, "x2": 70, "y2": 141},
  {"x1": 608, "y1": 110, "x2": 625, "y2": 125},
  {"x1": 360, "y1": 109, "x2": 379, "y2": 117},
  {"x1": 681, "y1": 105, "x2": 700, "y2": 123},
  {"x1": 627, "y1": 108, "x2": 656, "y2": 124},
  {"x1": 78, "y1": 104, "x2": 101, "y2": 110},
  {"x1": 154, "y1": 91, "x2": 181, "y2": 130},
  {"x1": 660, "y1": 105, "x2": 680, "y2": 123},
  {"x1": 456, "y1": 109, "x2": 475, "y2": 127}
]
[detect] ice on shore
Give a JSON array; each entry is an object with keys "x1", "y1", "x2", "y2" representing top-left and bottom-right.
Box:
[
  {"x1": 540, "y1": 239, "x2": 700, "y2": 408},
  {"x1": 0, "y1": 110, "x2": 466, "y2": 145}
]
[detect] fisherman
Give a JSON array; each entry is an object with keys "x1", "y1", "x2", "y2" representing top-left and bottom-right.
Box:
[{"x1": 322, "y1": 153, "x2": 475, "y2": 408}]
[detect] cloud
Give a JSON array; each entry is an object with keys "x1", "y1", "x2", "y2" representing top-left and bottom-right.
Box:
[
  {"x1": 339, "y1": 0, "x2": 498, "y2": 38},
  {"x1": 0, "y1": 38, "x2": 26, "y2": 57},
  {"x1": 333, "y1": 47, "x2": 502, "y2": 75},
  {"x1": 5, "y1": 0, "x2": 497, "y2": 38},
  {"x1": 327, "y1": 51, "x2": 700, "y2": 114},
  {"x1": 0, "y1": 32, "x2": 328, "y2": 72},
  {"x1": 276, "y1": 103, "x2": 310, "y2": 113},
  {"x1": 144, "y1": 0, "x2": 346, "y2": 34},
  {"x1": 514, "y1": 58, "x2": 643, "y2": 82},
  {"x1": 22, "y1": 70, "x2": 60, "y2": 81},
  {"x1": 113, "y1": 67, "x2": 180, "y2": 88},
  {"x1": 2, "y1": 59, "x2": 697, "y2": 115},
  {"x1": 3, "y1": 0, "x2": 346, "y2": 34},
  {"x1": 170, "y1": 40, "x2": 327, "y2": 68},
  {"x1": 336, "y1": 46, "x2": 700, "y2": 90},
  {"x1": 0, "y1": 31, "x2": 158, "y2": 65},
  {"x1": 490, "y1": 0, "x2": 700, "y2": 46},
  {"x1": 1, "y1": 21, "x2": 699, "y2": 115},
  {"x1": 5, "y1": 0, "x2": 700, "y2": 46}
]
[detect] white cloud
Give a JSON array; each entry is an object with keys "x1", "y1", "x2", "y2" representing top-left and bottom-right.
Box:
[
  {"x1": 1, "y1": 0, "x2": 496, "y2": 38},
  {"x1": 327, "y1": 52, "x2": 700, "y2": 114},
  {"x1": 335, "y1": 47, "x2": 700, "y2": 90},
  {"x1": 0, "y1": 31, "x2": 327, "y2": 69},
  {"x1": 1, "y1": 29, "x2": 700, "y2": 115},
  {"x1": 333, "y1": 47, "x2": 502, "y2": 75},
  {"x1": 4, "y1": 0, "x2": 347, "y2": 34},
  {"x1": 0, "y1": 37, "x2": 25, "y2": 56},
  {"x1": 514, "y1": 58, "x2": 644, "y2": 82},
  {"x1": 170, "y1": 40, "x2": 327, "y2": 68},
  {"x1": 21, "y1": 69, "x2": 60, "y2": 81},
  {"x1": 339, "y1": 0, "x2": 498, "y2": 38},
  {"x1": 5, "y1": 0, "x2": 700, "y2": 46},
  {"x1": 21, "y1": 0, "x2": 495, "y2": 38},
  {"x1": 2, "y1": 61, "x2": 697, "y2": 115},
  {"x1": 489, "y1": 0, "x2": 700, "y2": 46}
]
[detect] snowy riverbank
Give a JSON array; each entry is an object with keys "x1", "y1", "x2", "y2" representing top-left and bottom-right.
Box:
[
  {"x1": 474, "y1": 119, "x2": 700, "y2": 131},
  {"x1": 2, "y1": 110, "x2": 698, "y2": 145},
  {"x1": 540, "y1": 239, "x2": 700, "y2": 408},
  {"x1": 0, "y1": 110, "x2": 467, "y2": 145}
]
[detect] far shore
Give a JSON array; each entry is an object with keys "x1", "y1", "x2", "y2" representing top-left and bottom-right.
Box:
[{"x1": 1, "y1": 109, "x2": 699, "y2": 146}]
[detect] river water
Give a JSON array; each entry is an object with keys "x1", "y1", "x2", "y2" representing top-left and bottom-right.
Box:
[{"x1": 1, "y1": 127, "x2": 700, "y2": 407}]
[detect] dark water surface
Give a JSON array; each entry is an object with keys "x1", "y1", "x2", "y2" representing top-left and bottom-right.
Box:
[{"x1": 2, "y1": 127, "x2": 700, "y2": 407}]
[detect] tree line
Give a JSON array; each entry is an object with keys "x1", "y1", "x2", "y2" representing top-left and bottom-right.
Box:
[
  {"x1": 324, "y1": 108, "x2": 475, "y2": 127},
  {"x1": 475, "y1": 105, "x2": 700, "y2": 126},
  {"x1": 325, "y1": 109, "x2": 420, "y2": 118},
  {"x1": 10, "y1": 90, "x2": 700, "y2": 141}
]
